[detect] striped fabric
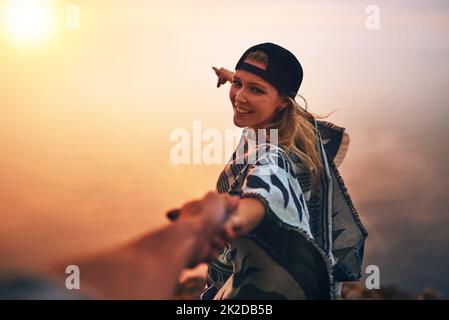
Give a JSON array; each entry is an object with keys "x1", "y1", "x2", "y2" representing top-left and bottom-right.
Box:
[
  {"x1": 204, "y1": 128, "x2": 335, "y2": 300},
  {"x1": 203, "y1": 121, "x2": 368, "y2": 300}
]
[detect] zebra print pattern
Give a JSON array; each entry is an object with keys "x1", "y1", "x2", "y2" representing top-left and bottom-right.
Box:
[{"x1": 215, "y1": 128, "x2": 313, "y2": 232}]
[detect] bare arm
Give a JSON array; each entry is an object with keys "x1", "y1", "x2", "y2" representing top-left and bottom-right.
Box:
[
  {"x1": 49, "y1": 192, "x2": 239, "y2": 299},
  {"x1": 212, "y1": 66, "x2": 235, "y2": 88},
  {"x1": 66, "y1": 219, "x2": 204, "y2": 299},
  {"x1": 167, "y1": 196, "x2": 266, "y2": 238}
]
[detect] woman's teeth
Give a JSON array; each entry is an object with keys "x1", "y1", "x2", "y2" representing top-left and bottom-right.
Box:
[{"x1": 236, "y1": 106, "x2": 253, "y2": 114}]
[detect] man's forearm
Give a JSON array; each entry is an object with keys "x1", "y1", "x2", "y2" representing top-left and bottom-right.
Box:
[
  {"x1": 47, "y1": 192, "x2": 237, "y2": 299},
  {"x1": 55, "y1": 219, "x2": 202, "y2": 299}
]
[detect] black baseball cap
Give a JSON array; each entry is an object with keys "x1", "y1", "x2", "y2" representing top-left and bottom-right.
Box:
[{"x1": 235, "y1": 42, "x2": 303, "y2": 99}]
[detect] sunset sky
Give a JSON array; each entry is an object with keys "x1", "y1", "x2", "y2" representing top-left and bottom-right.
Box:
[{"x1": 0, "y1": 0, "x2": 448, "y2": 297}]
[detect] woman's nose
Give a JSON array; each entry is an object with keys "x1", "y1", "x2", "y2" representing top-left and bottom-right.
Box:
[{"x1": 235, "y1": 88, "x2": 248, "y2": 104}]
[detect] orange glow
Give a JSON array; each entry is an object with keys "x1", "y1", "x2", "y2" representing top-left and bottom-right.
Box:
[
  {"x1": 0, "y1": 1, "x2": 448, "y2": 296},
  {"x1": 3, "y1": 0, "x2": 56, "y2": 45}
]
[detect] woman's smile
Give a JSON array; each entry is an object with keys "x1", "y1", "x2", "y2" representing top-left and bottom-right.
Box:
[{"x1": 234, "y1": 105, "x2": 254, "y2": 115}]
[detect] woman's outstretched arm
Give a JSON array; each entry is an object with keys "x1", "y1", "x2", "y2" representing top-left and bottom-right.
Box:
[{"x1": 212, "y1": 66, "x2": 235, "y2": 88}]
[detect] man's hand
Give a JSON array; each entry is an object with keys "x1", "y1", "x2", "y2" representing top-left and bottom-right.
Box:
[
  {"x1": 173, "y1": 192, "x2": 239, "y2": 267},
  {"x1": 49, "y1": 192, "x2": 240, "y2": 299}
]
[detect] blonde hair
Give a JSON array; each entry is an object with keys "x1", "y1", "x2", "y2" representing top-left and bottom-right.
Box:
[{"x1": 245, "y1": 50, "x2": 329, "y2": 190}]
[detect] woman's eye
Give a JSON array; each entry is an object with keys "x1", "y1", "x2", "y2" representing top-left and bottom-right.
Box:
[
  {"x1": 251, "y1": 87, "x2": 264, "y2": 94},
  {"x1": 232, "y1": 80, "x2": 241, "y2": 87}
]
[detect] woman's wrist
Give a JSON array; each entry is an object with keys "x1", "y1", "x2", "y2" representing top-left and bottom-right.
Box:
[{"x1": 226, "y1": 70, "x2": 235, "y2": 82}]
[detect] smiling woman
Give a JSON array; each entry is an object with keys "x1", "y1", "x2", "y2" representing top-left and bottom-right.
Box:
[
  {"x1": 3, "y1": 0, "x2": 55, "y2": 45},
  {"x1": 205, "y1": 43, "x2": 367, "y2": 300}
]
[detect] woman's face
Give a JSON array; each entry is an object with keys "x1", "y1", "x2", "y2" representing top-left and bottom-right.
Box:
[{"x1": 229, "y1": 59, "x2": 286, "y2": 129}]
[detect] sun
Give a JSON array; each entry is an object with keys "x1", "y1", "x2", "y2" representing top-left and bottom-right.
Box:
[{"x1": 3, "y1": 0, "x2": 55, "y2": 45}]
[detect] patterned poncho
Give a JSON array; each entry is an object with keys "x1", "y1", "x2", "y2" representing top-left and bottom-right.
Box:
[{"x1": 202, "y1": 121, "x2": 367, "y2": 300}]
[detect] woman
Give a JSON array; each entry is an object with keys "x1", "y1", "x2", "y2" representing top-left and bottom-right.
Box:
[{"x1": 203, "y1": 43, "x2": 368, "y2": 300}]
